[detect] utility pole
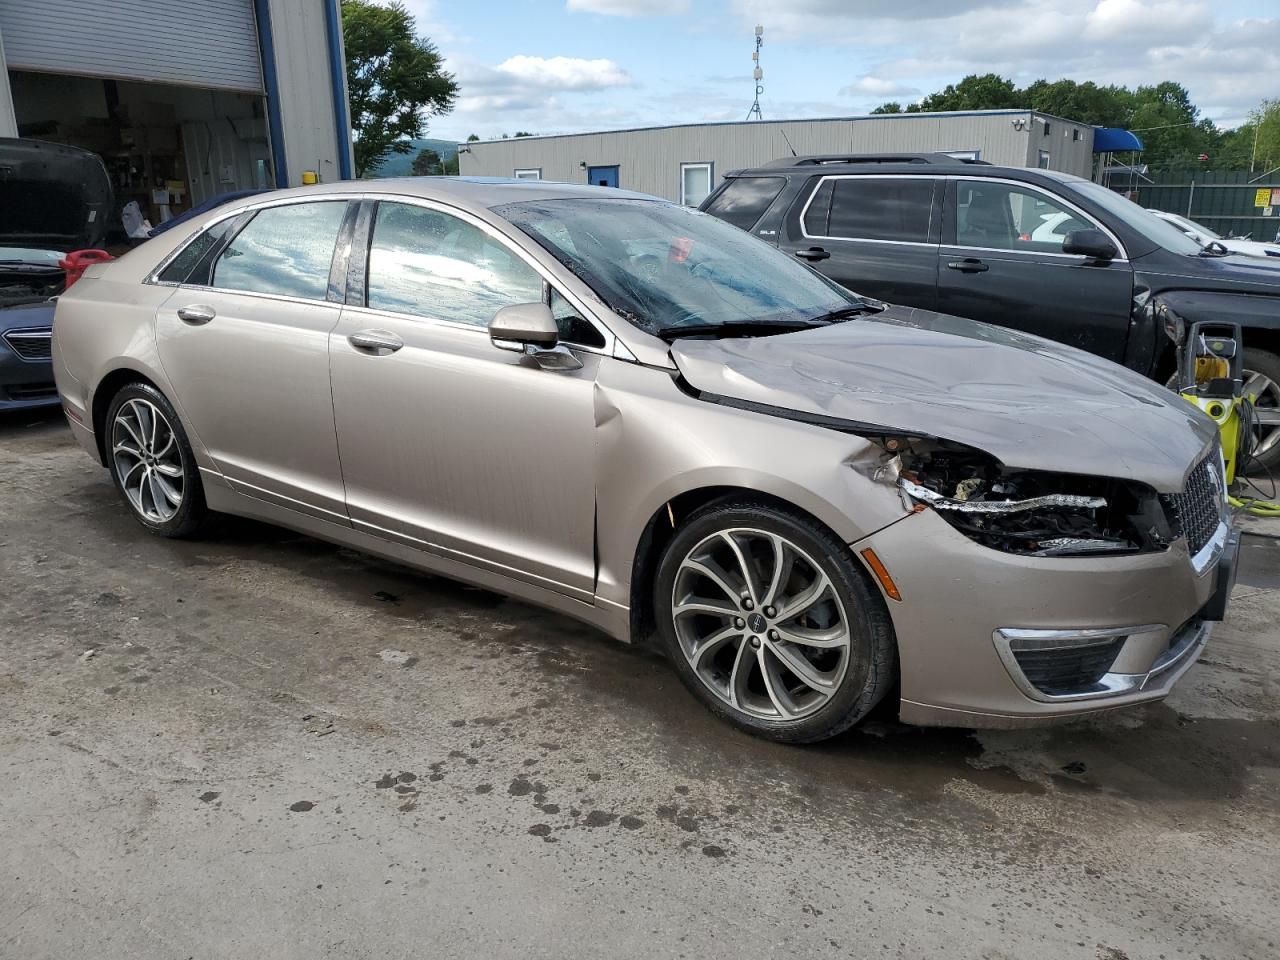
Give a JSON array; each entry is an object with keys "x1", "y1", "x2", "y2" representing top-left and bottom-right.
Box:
[{"x1": 746, "y1": 25, "x2": 764, "y2": 121}]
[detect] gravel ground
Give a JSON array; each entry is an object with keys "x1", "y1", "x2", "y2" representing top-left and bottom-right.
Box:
[{"x1": 1, "y1": 407, "x2": 1277, "y2": 960}]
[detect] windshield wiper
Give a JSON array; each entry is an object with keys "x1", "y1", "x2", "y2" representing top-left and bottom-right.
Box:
[
  {"x1": 808, "y1": 300, "x2": 886, "y2": 323},
  {"x1": 655, "y1": 318, "x2": 830, "y2": 340}
]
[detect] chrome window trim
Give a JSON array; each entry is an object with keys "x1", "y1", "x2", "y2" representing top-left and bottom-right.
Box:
[
  {"x1": 798, "y1": 173, "x2": 938, "y2": 244},
  {"x1": 946, "y1": 175, "x2": 1130, "y2": 262},
  {"x1": 992, "y1": 620, "x2": 1213, "y2": 703}
]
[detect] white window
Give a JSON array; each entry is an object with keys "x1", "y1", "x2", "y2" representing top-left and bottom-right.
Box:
[
  {"x1": 1037, "y1": 150, "x2": 1051, "y2": 169},
  {"x1": 680, "y1": 162, "x2": 713, "y2": 206},
  {"x1": 514, "y1": 168, "x2": 541, "y2": 180},
  {"x1": 944, "y1": 150, "x2": 980, "y2": 161}
]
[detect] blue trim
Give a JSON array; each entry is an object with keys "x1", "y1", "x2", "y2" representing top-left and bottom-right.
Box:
[
  {"x1": 324, "y1": 0, "x2": 354, "y2": 180},
  {"x1": 253, "y1": 0, "x2": 290, "y2": 187}
]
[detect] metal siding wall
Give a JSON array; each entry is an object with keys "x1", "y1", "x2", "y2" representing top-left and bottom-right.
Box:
[
  {"x1": 460, "y1": 114, "x2": 1098, "y2": 201},
  {"x1": 0, "y1": 27, "x2": 16, "y2": 137},
  {"x1": 0, "y1": 0, "x2": 263, "y2": 92},
  {"x1": 265, "y1": 0, "x2": 345, "y2": 184}
]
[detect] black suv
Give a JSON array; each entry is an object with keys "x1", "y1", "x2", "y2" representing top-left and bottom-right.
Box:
[{"x1": 701, "y1": 153, "x2": 1280, "y2": 467}]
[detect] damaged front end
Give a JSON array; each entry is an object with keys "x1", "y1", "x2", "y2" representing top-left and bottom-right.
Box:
[{"x1": 874, "y1": 437, "x2": 1175, "y2": 557}]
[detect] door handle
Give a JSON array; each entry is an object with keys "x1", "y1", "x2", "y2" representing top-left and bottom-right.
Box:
[
  {"x1": 947, "y1": 258, "x2": 989, "y2": 273},
  {"x1": 176, "y1": 304, "x2": 216, "y2": 325},
  {"x1": 795, "y1": 247, "x2": 831, "y2": 262},
  {"x1": 348, "y1": 329, "x2": 404, "y2": 353}
]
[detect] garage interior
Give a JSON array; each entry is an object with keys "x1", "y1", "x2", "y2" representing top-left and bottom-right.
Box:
[{"x1": 10, "y1": 71, "x2": 272, "y2": 237}]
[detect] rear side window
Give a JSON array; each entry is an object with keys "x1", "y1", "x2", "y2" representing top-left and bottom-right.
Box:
[
  {"x1": 157, "y1": 218, "x2": 235, "y2": 284},
  {"x1": 366, "y1": 201, "x2": 543, "y2": 327},
  {"x1": 211, "y1": 201, "x2": 348, "y2": 300},
  {"x1": 817, "y1": 177, "x2": 935, "y2": 243},
  {"x1": 703, "y1": 177, "x2": 786, "y2": 230}
]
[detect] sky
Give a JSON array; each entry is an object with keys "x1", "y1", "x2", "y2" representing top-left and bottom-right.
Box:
[{"x1": 407, "y1": 0, "x2": 1279, "y2": 142}]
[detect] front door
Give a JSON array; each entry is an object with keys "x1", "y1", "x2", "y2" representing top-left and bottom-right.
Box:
[
  {"x1": 328, "y1": 199, "x2": 600, "y2": 598},
  {"x1": 155, "y1": 199, "x2": 352, "y2": 520},
  {"x1": 587, "y1": 165, "x2": 619, "y2": 188},
  {"x1": 778, "y1": 175, "x2": 941, "y2": 308},
  {"x1": 935, "y1": 178, "x2": 1135, "y2": 362}
]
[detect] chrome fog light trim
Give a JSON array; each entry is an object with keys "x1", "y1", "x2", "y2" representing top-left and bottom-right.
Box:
[{"x1": 993, "y1": 623, "x2": 1187, "y2": 703}]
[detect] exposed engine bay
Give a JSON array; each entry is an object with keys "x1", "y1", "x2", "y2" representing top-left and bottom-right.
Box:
[
  {"x1": 883, "y1": 438, "x2": 1177, "y2": 557},
  {"x1": 0, "y1": 266, "x2": 65, "y2": 309}
]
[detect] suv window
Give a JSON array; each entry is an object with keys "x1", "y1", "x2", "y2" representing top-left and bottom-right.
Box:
[
  {"x1": 211, "y1": 202, "x2": 347, "y2": 299},
  {"x1": 367, "y1": 201, "x2": 543, "y2": 327},
  {"x1": 953, "y1": 181, "x2": 1092, "y2": 254},
  {"x1": 703, "y1": 176, "x2": 785, "y2": 230},
  {"x1": 803, "y1": 177, "x2": 934, "y2": 243}
]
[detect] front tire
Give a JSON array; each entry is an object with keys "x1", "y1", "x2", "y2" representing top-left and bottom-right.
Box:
[
  {"x1": 105, "y1": 382, "x2": 208, "y2": 538},
  {"x1": 654, "y1": 497, "x2": 896, "y2": 743},
  {"x1": 1240, "y1": 347, "x2": 1280, "y2": 474}
]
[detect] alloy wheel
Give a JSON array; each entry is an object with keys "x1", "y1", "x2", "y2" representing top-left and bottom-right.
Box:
[
  {"x1": 112, "y1": 398, "x2": 185, "y2": 523},
  {"x1": 1242, "y1": 368, "x2": 1280, "y2": 460},
  {"x1": 671, "y1": 528, "x2": 852, "y2": 722}
]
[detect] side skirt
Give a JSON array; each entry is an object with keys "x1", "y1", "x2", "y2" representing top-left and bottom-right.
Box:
[{"x1": 202, "y1": 472, "x2": 631, "y2": 643}]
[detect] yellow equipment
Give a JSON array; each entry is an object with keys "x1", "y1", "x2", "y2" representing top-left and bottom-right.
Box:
[{"x1": 1176, "y1": 321, "x2": 1280, "y2": 517}]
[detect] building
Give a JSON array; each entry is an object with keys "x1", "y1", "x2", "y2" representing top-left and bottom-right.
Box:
[
  {"x1": 459, "y1": 111, "x2": 1110, "y2": 204},
  {"x1": 0, "y1": 0, "x2": 352, "y2": 226}
]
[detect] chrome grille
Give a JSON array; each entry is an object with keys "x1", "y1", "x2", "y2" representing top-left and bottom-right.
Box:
[
  {"x1": 1162, "y1": 449, "x2": 1224, "y2": 556},
  {"x1": 3, "y1": 328, "x2": 53, "y2": 361}
]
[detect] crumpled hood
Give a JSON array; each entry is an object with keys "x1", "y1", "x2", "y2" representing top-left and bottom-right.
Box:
[{"x1": 670, "y1": 305, "x2": 1217, "y2": 493}]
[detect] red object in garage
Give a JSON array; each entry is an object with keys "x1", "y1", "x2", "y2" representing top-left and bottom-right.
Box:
[{"x1": 59, "y1": 249, "x2": 114, "y2": 289}]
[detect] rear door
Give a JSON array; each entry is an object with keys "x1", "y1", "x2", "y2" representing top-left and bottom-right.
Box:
[
  {"x1": 154, "y1": 198, "x2": 353, "y2": 521},
  {"x1": 778, "y1": 175, "x2": 941, "y2": 308},
  {"x1": 935, "y1": 178, "x2": 1135, "y2": 362}
]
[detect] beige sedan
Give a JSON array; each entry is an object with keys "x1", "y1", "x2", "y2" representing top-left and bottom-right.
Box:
[{"x1": 52, "y1": 179, "x2": 1237, "y2": 742}]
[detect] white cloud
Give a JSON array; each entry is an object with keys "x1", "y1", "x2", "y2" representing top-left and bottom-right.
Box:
[
  {"x1": 566, "y1": 0, "x2": 689, "y2": 15},
  {"x1": 493, "y1": 55, "x2": 633, "y2": 91},
  {"x1": 839, "y1": 77, "x2": 920, "y2": 98}
]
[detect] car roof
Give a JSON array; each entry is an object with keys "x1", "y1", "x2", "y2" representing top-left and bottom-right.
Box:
[{"x1": 220, "y1": 176, "x2": 662, "y2": 218}]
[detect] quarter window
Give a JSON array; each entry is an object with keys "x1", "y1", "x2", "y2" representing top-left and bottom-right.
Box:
[
  {"x1": 703, "y1": 176, "x2": 786, "y2": 230},
  {"x1": 680, "y1": 163, "x2": 713, "y2": 207},
  {"x1": 953, "y1": 181, "x2": 1093, "y2": 254},
  {"x1": 366, "y1": 201, "x2": 543, "y2": 327},
  {"x1": 807, "y1": 177, "x2": 934, "y2": 243},
  {"x1": 550, "y1": 288, "x2": 605, "y2": 348},
  {"x1": 211, "y1": 201, "x2": 348, "y2": 299},
  {"x1": 158, "y1": 217, "x2": 236, "y2": 285}
]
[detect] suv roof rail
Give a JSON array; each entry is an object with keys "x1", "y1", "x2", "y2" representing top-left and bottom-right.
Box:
[{"x1": 763, "y1": 153, "x2": 990, "y2": 168}]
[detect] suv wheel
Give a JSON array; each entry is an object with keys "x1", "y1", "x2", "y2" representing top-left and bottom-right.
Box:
[
  {"x1": 1240, "y1": 348, "x2": 1280, "y2": 473},
  {"x1": 105, "y1": 382, "x2": 208, "y2": 538},
  {"x1": 654, "y1": 498, "x2": 896, "y2": 743}
]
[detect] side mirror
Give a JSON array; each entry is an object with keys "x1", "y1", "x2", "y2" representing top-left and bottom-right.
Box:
[
  {"x1": 489, "y1": 302, "x2": 582, "y2": 371},
  {"x1": 1062, "y1": 228, "x2": 1118, "y2": 261},
  {"x1": 489, "y1": 302, "x2": 559, "y2": 349}
]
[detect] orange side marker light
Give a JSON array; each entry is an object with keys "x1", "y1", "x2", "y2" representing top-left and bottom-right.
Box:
[{"x1": 860, "y1": 548, "x2": 902, "y2": 602}]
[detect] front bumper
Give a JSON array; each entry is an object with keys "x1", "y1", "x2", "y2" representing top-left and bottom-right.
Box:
[
  {"x1": 1, "y1": 315, "x2": 57, "y2": 410},
  {"x1": 859, "y1": 508, "x2": 1239, "y2": 729}
]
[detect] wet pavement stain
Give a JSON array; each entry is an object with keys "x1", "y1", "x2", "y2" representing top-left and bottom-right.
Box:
[{"x1": 288, "y1": 801, "x2": 315, "y2": 812}]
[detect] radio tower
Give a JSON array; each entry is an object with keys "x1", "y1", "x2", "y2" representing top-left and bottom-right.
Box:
[{"x1": 747, "y1": 25, "x2": 764, "y2": 120}]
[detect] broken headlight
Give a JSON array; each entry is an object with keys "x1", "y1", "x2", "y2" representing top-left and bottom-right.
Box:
[{"x1": 883, "y1": 440, "x2": 1173, "y2": 557}]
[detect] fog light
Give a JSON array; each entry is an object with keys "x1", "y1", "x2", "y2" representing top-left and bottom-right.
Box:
[{"x1": 993, "y1": 625, "x2": 1165, "y2": 701}]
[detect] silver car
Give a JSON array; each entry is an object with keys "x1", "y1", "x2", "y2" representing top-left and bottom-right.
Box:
[{"x1": 52, "y1": 179, "x2": 1239, "y2": 742}]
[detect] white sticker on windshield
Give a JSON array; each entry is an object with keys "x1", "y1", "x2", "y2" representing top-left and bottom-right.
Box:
[{"x1": 88, "y1": 211, "x2": 97, "y2": 222}]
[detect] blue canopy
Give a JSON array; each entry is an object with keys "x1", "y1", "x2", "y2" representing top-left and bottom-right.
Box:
[{"x1": 1093, "y1": 127, "x2": 1144, "y2": 152}]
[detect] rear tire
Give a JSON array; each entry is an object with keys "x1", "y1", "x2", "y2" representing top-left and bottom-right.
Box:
[
  {"x1": 1240, "y1": 347, "x2": 1280, "y2": 475},
  {"x1": 105, "y1": 382, "x2": 208, "y2": 538},
  {"x1": 653, "y1": 497, "x2": 897, "y2": 743}
]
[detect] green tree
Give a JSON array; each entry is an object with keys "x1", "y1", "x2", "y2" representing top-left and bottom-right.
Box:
[
  {"x1": 870, "y1": 101, "x2": 904, "y2": 114},
  {"x1": 912, "y1": 73, "x2": 1019, "y2": 112},
  {"x1": 513, "y1": 131, "x2": 534, "y2": 138},
  {"x1": 466, "y1": 133, "x2": 480, "y2": 142},
  {"x1": 411, "y1": 147, "x2": 442, "y2": 176},
  {"x1": 342, "y1": 0, "x2": 458, "y2": 177},
  {"x1": 1021, "y1": 79, "x2": 1133, "y2": 128},
  {"x1": 442, "y1": 153, "x2": 460, "y2": 175}
]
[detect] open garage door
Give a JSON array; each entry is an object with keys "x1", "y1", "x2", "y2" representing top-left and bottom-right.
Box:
[{"x1": 0, "y1": 0, "x2": 262, "y2": 93}]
